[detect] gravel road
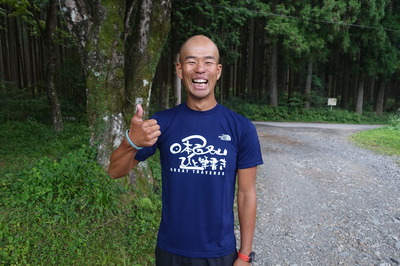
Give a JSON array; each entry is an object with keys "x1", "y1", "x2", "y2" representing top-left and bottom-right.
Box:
[{"x1": 245, "y1": 122, "x2": 400, "y2": 266}]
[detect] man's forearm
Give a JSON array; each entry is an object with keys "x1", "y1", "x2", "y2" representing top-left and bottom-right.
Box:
[
  {"x1": 237, "y1": 190, "x2": 257, "y2": 254},
  {"x1": 108, "y1": 138, "x2": 139, "y2": 179}
]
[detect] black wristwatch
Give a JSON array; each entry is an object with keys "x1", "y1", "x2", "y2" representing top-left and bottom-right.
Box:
[{"x1": 238, "y1": 251, "x2": 256, "y2": 263}]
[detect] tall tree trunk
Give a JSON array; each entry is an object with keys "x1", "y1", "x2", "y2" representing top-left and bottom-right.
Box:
[
  {"x1": 304, "y1": 57, "x2": 313, "y2": 109},
  {"x1": 239, "y1": 27, "x2": 247, "y2": 97},
  {"x1": 60, "y1": 0, "x2": 132, "y2": 169},
  {"x1": 124, "y1": 0, "x2": 170, "y2": 181},
  {"x1": 246, "y1": 18, "x2": 254, "y2": 94},
  {"x1": 374, "y1": 77, "x2": 385, "y2": 116},
  {"x1": 7, "y1": 14, "x2": 18, "y2": 83},
  {"x1": 285, "y1": 67, "x2": 290, "y2": 104},
  {"x1": 355, "y1": 73, "x2": 365, "y2": 114},
  {"x1": 326, "y1": 54, "x2": 334, "y2": 97},
  {"x1": 270, "y1": 41, "x2": 278, "y2": 106},
  {"x1": 340, "y1": 58, "x2": 350, "y2": 109},
  {"x1": 161, "y1": 84, "x2": 169, "y2": 109},
  {"x1": 14, "y1": 16, "x2": 23, "y2": 88},
  {"x1": 125, "y1": 0, "x2": 171, "y2": 117},
  {"x1": 0, "y1": 19, "x2": 5, "y2": 88},
  {"x1": 174, "y1": 54, "x2": 182, "y2": 106},
  {"x1": 394, "y1": 75, "x2": 400, "y2": 108},
  {"x1": 60, "y1": 0, "x2": 171, "y2": 169},
  {"x1": 43, "y1": 0, "x2": 63, "y2": 131},
  {"x1": 233, "y1": 46, "x2": 239, "y2": 97},
  {"x1": 367, "y1": 75, "x2": 375, "y2": 102}
]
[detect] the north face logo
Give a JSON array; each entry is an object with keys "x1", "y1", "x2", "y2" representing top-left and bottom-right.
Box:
[{"x1": 219, "y1": 134, "x2": 232, "y2": 141}]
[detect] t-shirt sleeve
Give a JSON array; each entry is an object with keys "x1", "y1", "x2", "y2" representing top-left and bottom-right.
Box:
[
  {"x1": 134, "y1": 143, "x2": 157, "y2": 162},
  {"x1": 237, "y1": 121, "x2": 263, "y2": 169}
]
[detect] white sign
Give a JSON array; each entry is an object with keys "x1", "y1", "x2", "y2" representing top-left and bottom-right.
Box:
[{"x1": 328, "y1": 98, "x2": 337, "y2": 106}]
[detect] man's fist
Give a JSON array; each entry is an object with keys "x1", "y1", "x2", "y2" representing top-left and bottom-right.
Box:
[{"x1": 127, "y1": 104, "x2": 161, "y2": 148}]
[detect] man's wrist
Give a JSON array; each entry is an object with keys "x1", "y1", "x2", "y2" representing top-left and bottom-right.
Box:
[
  {"x1": 238, "y1": 250, "x2": 255, "y2": 263},
  {"x1": 125, "y1": 129, "x2": 143, "y2": 150}
]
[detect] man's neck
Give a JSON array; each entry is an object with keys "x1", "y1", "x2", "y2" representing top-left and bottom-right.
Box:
[{"x1": 186, "y1": 98, "x2": 217, "y2": 111}]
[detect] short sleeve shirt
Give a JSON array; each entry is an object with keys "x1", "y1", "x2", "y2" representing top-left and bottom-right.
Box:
[{"x1": 135, "y1": 103, "x2": 263, "y2": 258}]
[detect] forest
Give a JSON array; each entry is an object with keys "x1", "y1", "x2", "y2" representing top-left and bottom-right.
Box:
[
  {"x1": 1, "y1": 1, "x2": 400, "y2": 264},
  {"x1": 1, "y1": 0, "x2": 400, "y2": 166}
]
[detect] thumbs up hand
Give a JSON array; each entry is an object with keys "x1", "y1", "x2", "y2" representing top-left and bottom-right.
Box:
[{"x1": 127, "y1": 104, "x2": 160, "y2": 149}]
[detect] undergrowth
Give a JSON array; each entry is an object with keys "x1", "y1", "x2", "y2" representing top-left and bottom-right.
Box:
[
  {"x1": 1, "y1": 142, "x2": 161, "y2": 265},
  {"x1": 350, "y1": 115, "x2": 400, "y2": 161},
  {"x1": 223, "y1": 98, "x2": 391, "y2": 124}
]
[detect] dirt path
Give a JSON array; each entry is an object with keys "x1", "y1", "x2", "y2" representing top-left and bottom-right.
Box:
[{"x1": 249, "y1": 123, "x2": 400, "y2": 266}]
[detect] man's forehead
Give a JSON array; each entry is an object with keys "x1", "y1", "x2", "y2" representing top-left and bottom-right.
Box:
[{"x1": 179, "y1": 35, "x2": 220, "y2": 62}]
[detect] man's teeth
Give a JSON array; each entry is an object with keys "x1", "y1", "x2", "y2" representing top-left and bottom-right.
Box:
[{"x1": 193, "y1": 79, "x2": 207, "y2": 84}]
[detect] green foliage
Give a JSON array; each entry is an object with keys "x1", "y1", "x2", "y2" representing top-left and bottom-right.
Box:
[
  {"x1": 388, "y1": 114, "x2": 400, "y2": 130},
  {"x1": 350, "y1": 117, "x2": 400, "y2": 158},
  {"x1": 0, "y1": 87, "x2": 86, "y2": 124},
  {"x1": 0, "y1": 88, "x2": 50, "y2": 123},
  {"x1": 124, "y1": 168, "x2": 162, "y2": 265},
  {"x1": 223, "y1": 98, "x2": 392, "y2": 124},
  {"x1": 1, "y1": 143, "x2": 161, "y2": 266},
  {"x1": 172, "y1": 0, "x2": 253, "y2": 63},
  {"x1": 0, "y1": 119, "x2": 89, "y2": 182},
  {"x1": 12, "y1": 145, "x2": 121, "y2": 218},
  {"x1": 57, "y1": 53, "x2": 87, "y2": 105},
  {"x1": 2, "y1": 0, "x2": 42, "y2": 35},
  {"x1": 0, "y1": 114, "x2": 161, "y2": 265},
  {"x1": 1, "y1": 146, "x2": 120, "y2": 264}
]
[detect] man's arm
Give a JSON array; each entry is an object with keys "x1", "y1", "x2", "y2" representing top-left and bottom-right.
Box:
[
  {"x1": 234, "y1": 166, "x2": 257, "y2": 265},
  {"x1": 108, "y1": 104, "x2": 160, "y2": 179},
  {"x1": 108, "y1": 139, "x2": 140, "y2": 179}
]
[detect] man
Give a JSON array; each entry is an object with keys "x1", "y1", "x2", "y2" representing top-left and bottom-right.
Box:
[{"x1": 108, "y1": 35, "x2": 263, "y2": 265}]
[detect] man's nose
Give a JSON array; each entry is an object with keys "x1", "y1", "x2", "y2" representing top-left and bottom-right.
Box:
[{"x1": 194, "y1": 62, "x2": 205, "y2": 73}]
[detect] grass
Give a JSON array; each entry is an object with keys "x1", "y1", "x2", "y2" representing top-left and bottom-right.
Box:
[
  {"x1": 0, "y1": 90, "x2": 162, "y2": 265},
  {"x1": 350, "y1": 116, "x2": 400, "y2": 162},
  {"x1": 0, "y1": 90, "x2": 398, "y2": 265},
  {"x1": 351, "y1": 127, "x2": 400, "y2": 156},
  {"x1": 0, "y1": 119, "x2": 162, "y2": 265}
]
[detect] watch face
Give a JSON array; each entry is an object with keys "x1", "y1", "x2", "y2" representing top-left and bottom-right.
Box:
[{"x1": 249, "y1": 251, "x2": 256, "y2": 262}]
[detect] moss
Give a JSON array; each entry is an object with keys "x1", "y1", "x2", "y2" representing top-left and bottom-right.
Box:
[
  {"x1": 81, "y1": 0, "x2": 170, "y2": 167},
  {"x1": 124, "y1": 0, "x2": 170, "y2": 120}
]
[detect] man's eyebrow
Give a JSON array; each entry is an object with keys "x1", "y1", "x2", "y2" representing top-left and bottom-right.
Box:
[{"x1": 184, "y1": 55, "x2": 216, "y2": 61}]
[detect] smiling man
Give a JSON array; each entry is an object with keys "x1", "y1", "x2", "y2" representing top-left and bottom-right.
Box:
[
  {"x1": 108, "y1": 35, "x2": 263, "y2": 265},
  {"x1": 176, "y1": 35, "x2": 222, "y2": 110}
]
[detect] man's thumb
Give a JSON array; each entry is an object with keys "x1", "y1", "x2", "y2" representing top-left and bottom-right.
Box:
[{"x1": 133, "y1": 104, "x2": 143, "y2": 121}]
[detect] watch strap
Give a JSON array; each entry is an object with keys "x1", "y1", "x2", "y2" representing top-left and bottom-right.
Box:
[{"x1": 238, "y1": 251, "x2": 255, "y2": 263}]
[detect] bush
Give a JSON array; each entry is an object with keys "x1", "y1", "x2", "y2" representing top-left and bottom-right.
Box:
[
  {"x1": 388, "y1": 115, "x2": 400, "y2": 130},
  {"x1": 0, "y1": 145, "x2": 132, "y2": 265},
  {"x1": 223, "y1": 99, "x2": 392, "y2": 124},
  {"x1": 12, "y1": 145, "x2": 122, "y2": 219},
  {"x1": 0, "y1": 87, "x2": 86, "y2": 124}
]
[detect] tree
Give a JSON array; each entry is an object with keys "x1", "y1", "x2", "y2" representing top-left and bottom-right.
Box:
[
  {"x1": 59, "y1": 0, "x2": 171, "y2": 169},
  {"x1": 33, "y1": 0, "x2": 63, "y2": 131},
  {"x1": 2, "y1": 0, "x2": 399, "y2": 124},
  {"x1": 2, "y1": 0, "x2": 64, "y2": 130},
  {"x1": 262, "y1": 1, "x2": 325, "y2": 107},
  {"x1": 345, "y1": 0, "x2": 397, "y2": 114}
]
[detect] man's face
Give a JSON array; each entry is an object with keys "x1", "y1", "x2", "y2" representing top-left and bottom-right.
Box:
[{"x1": 176, "y1": 37, "x2": 222, "y2": 102}]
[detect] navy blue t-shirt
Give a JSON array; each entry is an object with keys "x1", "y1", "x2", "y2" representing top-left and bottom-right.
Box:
[{"x1": 135, "y1": 103, "x2": 263, "y2": 258}]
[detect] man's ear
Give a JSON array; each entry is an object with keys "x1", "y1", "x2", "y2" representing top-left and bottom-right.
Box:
[
  {"x1": 176, "y1": 63, "x2": 183, "y2": 79},
  {"x1": 217, "y1": 64, "x2": 222, "y2": 80}
]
